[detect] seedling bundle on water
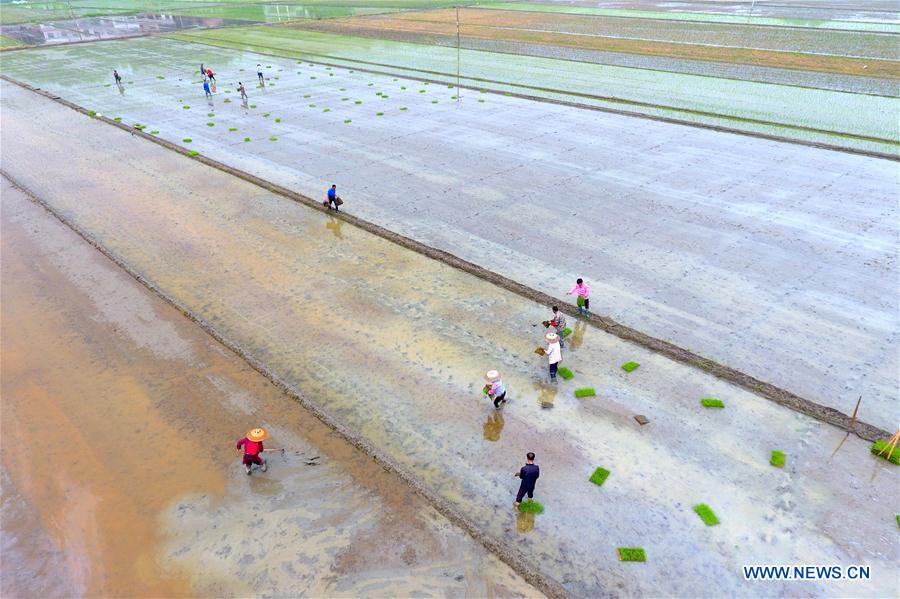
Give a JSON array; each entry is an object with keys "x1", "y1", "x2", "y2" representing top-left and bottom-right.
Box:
[
  {"x1": 618, "y1": 547, "x2": 646, "y2": 562},
  {"x1": 701, "y1": 398, "x2": 725, "y2": 408},
  {"x1": 575, "y1": 387, "x2": 595, "y2": 398},
  {"x1": 770, "y1": 450, "x2": 786, "y2": 467},
  {"x1": 693, "y1": 503, "x2": 719, "y2": 526},
  {"x1": 871, "y1": 438, "x2": 900, "y2": 465},
  {"x1": 518, "y1": 500, "x2": 544, "y2": 514},
  {"x1": 621, "y1": 361, "x2": 640, "y2": 372},
  {"x1": 589, "y1": 467, "x2": 610, "y2": 487},
  {"x1": 558, "y1": 367, "x2": 574, "y2": 380}
]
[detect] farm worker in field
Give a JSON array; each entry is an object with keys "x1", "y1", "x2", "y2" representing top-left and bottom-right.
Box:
[
  {"x1": 236, "y1": 427, "x2": 269, "y2": 475},
  {"x1": 203, "y1": 79, "x2": 212, "y2": 99},
  {"x1": 113, "y1": 69, "x2": 122, "y2": 84},
  {"x1": 514, "y1": 452, "x2": 540, "y2": 509},
  {"x1": 545, "y1": 305, "x2": 567, "y2": 349},
  {"x1": 257, "y1": 64, "x2": 264, "y2": 83},
  {"x1": 326, "y1": 184, "x2": 342, "y2": 211},
  {"x1": 484, "y1": 369, "x2": 508, "y2": 410},
  {"x1": 237, "y1": 82, "x2": 248, "y2": 102},
  {"x1": 206, "y1": 68, "x2": 215, "y2": 84},
  {"x1": 567, "y1": 278, "x2": 591, "y2": 316},
  {"x1": 545, "y1": 331, "x2": 562, "y2": 382}
]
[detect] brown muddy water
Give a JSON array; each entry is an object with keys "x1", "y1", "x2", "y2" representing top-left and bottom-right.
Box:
[{"x1": 0, "y1": 178, "x2": 539, "y2": 597}]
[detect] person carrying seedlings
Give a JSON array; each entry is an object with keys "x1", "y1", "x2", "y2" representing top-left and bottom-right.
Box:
[
  {"x1": 236, "y1": 427, "x2": 269, "y2": 475},
  {"x1": 257, "y1": 64, "x2": 264, "y2": 83},
  {"x1": 484, "y1": 369, "x2": 507, "y2": 410},
  {"x1": 206, "y1": 67, "x2": 215, "y2": 84},
  {"x1": 513, "y1": 452, "x2": 540, "y2": 509},
  {"x1": 545, "y1": 331, "x2": 562, "y2": 381},
  {"x1": 566, "y1": 278, "x2": 591, "y2": 316},
  {"x1": 113, "y1": 69, "x2": 122, "y2": 85},
  {"x1": 203, "y1": 79, "x2": 212, "y2": 99},
  {"x1": 237, "y1": 82, "x2": 248, "y2": 102},
  {"x1": 547, "y1": 306, "x2": 567, "y2": 349},
  {"x1": 325, "y1": 184, "x2": 342, "y2": 211}
]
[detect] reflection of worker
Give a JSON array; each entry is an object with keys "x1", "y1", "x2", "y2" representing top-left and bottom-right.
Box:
[
  {"x1": 484, "y1": 369, "x2": 507, "y2": 409},
  {"x1": 236, "y1": 427, "x2": 268, "y2": 475},
  {"x1": 514, "y1": 452, "x2": 540, "y2": 509},
  {"x1": 545, "y1": 332, "x2": 562, "y2": 382},
  {"x1": 483, "y1": 411, "x2": 504, "y2": 442}
]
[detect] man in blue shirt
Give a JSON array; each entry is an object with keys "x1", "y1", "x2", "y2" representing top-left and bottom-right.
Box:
[
  {"x1": 326, "y1": 184, "x2": 341, "y2": 211},
  {"x1": 514, "y1": 452, "x2": 540, "y2": 508},
  {"x1": 203, "y1": 79, "x2": 211, "y2": 98}
]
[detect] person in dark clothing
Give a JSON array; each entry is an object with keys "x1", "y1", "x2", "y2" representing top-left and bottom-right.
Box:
[
  {"x1": 113, "y1": 69, "x2": 122, "y2": 84},
  {"x1": 514, "y1": 452, "x2": 540, "y2": 508}
]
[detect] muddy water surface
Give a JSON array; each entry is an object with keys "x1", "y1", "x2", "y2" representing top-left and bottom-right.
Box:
[
  {"x1": 0, "y1": 178, "x2": 538, "y2": 597},
  {"x1": 1, "y1": 81, "x2": 897, "y2": 597}
]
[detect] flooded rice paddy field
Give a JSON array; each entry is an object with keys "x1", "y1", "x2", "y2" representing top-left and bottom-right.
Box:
[
  {"x1": 0, "y1": 176, "x2": 537, "y2": 598},
  {"x1": 2, "y1": 36, "x2": 897, "y2": 433},
  {"x1": 2, "y1": 80, "x2": 898, "y2": 597},
  {"x1": 503, "y1": 0, "x2": 900, "y2": 26},
  {"x1": 163, "y1": 26, "x2": 898, "y2": 148}
]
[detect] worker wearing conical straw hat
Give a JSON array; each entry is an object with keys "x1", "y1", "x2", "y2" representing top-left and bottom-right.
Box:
[
  {"x1": 484, "y1": 369, "x2": 508, "y2": 410},
  {"x1": 236, "y1": 427, "x2": 269, "y2": 475},
  {"x1": 545, "y1": 332, "x2": 562, "y2": 382}
]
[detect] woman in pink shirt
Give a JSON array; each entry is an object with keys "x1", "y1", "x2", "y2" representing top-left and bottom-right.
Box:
[{"x1": 567, "y1": 278, "x2": 591, "y2": 316}]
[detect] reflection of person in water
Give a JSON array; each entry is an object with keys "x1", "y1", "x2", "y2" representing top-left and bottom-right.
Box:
[
  {"x1": 325, "y1": 215, "x2": 344, "y2": 239},
  {"x1": 516, "y1": 510, "x2": 535, "y2": 534},
  {"x1": 568, "y1": 319, "x2": 587, "y2": 351},
  {"x1": 483, "y1": 411, "x2": 504, "y2": 442}
]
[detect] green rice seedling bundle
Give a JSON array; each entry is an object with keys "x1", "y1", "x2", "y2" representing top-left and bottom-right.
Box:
[
  {"x1": 701, "y1": 398, "x2": 725, "y2": 408},
  {"x1": 770, "y1": 450, "x2": 786, "y2": 467},
  {"x1": 574, "y1": 387, "x2": 595, "y2": 398},
  {"x1": 693, "y1": 503, "x2": 719, "y2": 526},
  {"x1": 589, "y1": 467, "x2": 610, "y2": 486}
]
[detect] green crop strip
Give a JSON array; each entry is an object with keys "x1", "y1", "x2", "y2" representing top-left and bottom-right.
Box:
[
  {"x1": 589, "y1": 467, "x2": 610, "y2": 486},
  {"x1": 701, "y1": 398, "x2": 725, "y2": 408},
  {"x1": 693, "y1": 504, "x2": 720, "y2": 526}
]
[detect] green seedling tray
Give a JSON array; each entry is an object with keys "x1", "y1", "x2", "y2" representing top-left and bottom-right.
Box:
[
  {"x1": 618, "y1": 547, "x2": 645, "y2": 562},
  {"x1": 870, "y1": 440, "x2": 900, "y2": 465},
  {"x1": 589, "y1": 467, "x2": 610, "y2": 487},
  {"x1": 558, "y1": 367, "x2": 574, "y2": 380},
  {"x1": 518, "y1": 500, "x2": 544, "y2": 514},
  {"x1": 701, "y1": 398, "x2": 725, "y2": 408},
  {"x1": 563, "y1": 327, "x2": 572, "y2": 337},
  {"x1": 770, "y1": 450, "x2": 786, "y2": 467},
  {"x1": 693, "y1": 503, "x2": 719, "y2": 526},
  {"x1": 574, "y1": 387, "x2": 596, "y2": 398},
  {"x1": 482, "y1": 384, "x2": 491, "y2": 395},
  {"x1": 576, "y1": 296, "x2": 585, "y2": 307},
  {"x1": 621, "y1": 361, "x2": 640, "y2": 372}
]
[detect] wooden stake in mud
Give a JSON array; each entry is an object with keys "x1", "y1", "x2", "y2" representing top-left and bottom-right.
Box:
[{"x1": 830, "y1": 396, "x2": 862, "y2": 458}]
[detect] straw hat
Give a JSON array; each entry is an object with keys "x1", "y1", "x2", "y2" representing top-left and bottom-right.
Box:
[
  {"x1": 247, "y1": 427, "x2": 269, "y2": 442},
  {"x1": 545, "y1": 332, "x2": 559, "y2": 343},
  {"x1": 484, "y1": 369, "x2": 501, "y2": 382}
]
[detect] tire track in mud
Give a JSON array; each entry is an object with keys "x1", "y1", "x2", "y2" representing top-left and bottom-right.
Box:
[{"x1": 2, "y1": 75, "x2": 889, "y2": 446}]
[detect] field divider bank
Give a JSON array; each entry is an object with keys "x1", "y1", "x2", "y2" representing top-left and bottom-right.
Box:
[
  {"x1": 165, "y1": 30, "x2": 900, "y2": 160},
  {"x1": 2, "y1": 74, "x2": 889, "y2": 445}
]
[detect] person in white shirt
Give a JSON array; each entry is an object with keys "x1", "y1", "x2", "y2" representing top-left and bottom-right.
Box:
[{"x1": 545, "y1": 331, "x2": 562, "y2": 381}]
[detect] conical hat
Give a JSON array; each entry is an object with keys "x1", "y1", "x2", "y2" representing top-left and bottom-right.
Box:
[
  {"x1": 484, "y1": 369, "x2": 501, "y2": 382},
  {"x1": 247, "y1": 427, "x2": 269, "y2": 442},
  {"x1": 545, "y1": 332, "x2": 559, "y2": 343}
]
